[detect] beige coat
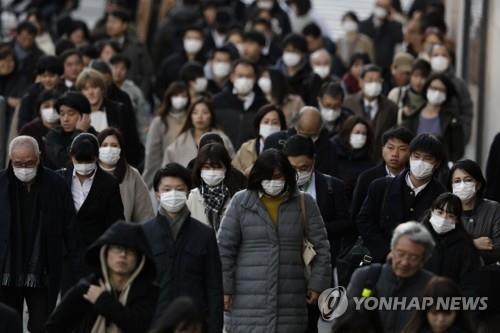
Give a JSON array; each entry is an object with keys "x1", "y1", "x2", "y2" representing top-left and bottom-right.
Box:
[
  {"x1": 232, "y1": 139, "x2": 258, "y2": 174},
  {"x1": 142, "y1": 113, "x2": 186, "y2": 187},
  {"x1": 120, "y1": 165, "x2": 155, "y2": 223},
  {"x1": 186, "y1": 187, "x2": 230, "y2": 227},
  {"x1": 336, "y1": 33, "x2": 375, "y2": 66},
  {"x1": 162, "y1": 129, "x2": 235, "y2": 167},
  {"x1": 281, "y1": 94, "x2": 305, "y2": 127}
]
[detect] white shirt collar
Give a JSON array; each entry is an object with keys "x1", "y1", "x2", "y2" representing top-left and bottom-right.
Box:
[
  {"x1": 405, "y1": 172, "x2": 429, "y2": 195},
  {"x1": 385, "y1": 165, "x2": 397, "y2": 178},
  {"x1": 232, "y1": 89, "x2": 255, "y2": 111}
]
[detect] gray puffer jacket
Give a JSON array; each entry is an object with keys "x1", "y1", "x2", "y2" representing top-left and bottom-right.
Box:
[{"x1": 218, "y1": 190, "x2": 331, "y2": 333}]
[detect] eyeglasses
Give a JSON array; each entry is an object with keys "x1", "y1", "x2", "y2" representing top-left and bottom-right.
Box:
[
  {"x1": 11, "y1": 161, "x2": 38, "y2": 168},
  {"x1": 392, "y1": 250, "x2": 422, "y2": 264},
  {"x1": 108, "y1": 245, "x2": 136, "y2": 255}
]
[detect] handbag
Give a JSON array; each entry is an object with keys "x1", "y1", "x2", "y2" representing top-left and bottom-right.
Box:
[{"x1": 299, "y1": 193, "x2": 317, "y2": 278}]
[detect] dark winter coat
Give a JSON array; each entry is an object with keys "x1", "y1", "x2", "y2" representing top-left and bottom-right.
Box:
[
  {"x1": 44, "y1": 127, "x2": 97, "y2": 170},
  {"x1": 351, "y1": 162, "x2": 388, "y2": 217}
]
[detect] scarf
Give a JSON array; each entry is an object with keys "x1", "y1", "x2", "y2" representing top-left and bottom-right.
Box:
[
  {"x1": 90, "y1": 245, "x2": 146, "y2": 333},
  {"x1": 200, "y1": 182, "x2": 229, "y2": 231}
]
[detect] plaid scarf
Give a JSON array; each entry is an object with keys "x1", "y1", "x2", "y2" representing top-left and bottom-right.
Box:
[{"x1": 201, "y1": 182, "x2": 229, "y2": 231}]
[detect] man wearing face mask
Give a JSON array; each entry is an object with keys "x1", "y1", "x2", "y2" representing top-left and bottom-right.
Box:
[
  {"x1": 302, "y1": 49, "x2": 341, "y2": 107},
  {"x1": 429, "y1": 44, "x2": 473, "y2": 143},
  {"x1": 58, "y1": 133, "x2": 124, "y2": 292},
  {"x1": 241, "y1": 30, "x2": 269, "y2": 71},
  {"x1": 142, "y1": 163, "x2": 223, "y2": 332},
  {"x1": 277, "y1": 33, "x2": 311, "y2": 97},
  {"x1": 359, "y1": 0, "x2": 403, "y2": 78},
  {"x1": 252, "y1": 18, "x2": 283, "y2": 65},
  {"x1": 179, "y1": 61, "x2": 210, "y2": 100},
  {"x1": 0, "y1": 136, "x2": 76, "y2": 333},
  {"x1": 156, "y1": 25, "x2": 207, "y2": 100},
  {"x1": 207, "y1": 46, "x2": 237, "y2": 95},
  {"x1": 356, "y1": 133, "x2": 446, "y2": 262},
  {"x1": 343, "y1": 64, "x2": 398, "y2": 160},
  {"x1": 213, "y1": 59, "x2": 267, "y2": 150},
  {"x1": 316, "y1": 82, "x2": 353, "y2": 137}
]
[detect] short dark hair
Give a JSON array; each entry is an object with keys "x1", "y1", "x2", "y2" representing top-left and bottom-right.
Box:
[
  {"x1": 381, "y1": 127, "x2": 415, "y2": 146},
  {"x1": 283, "y1": 135, "x2": 315, "y2": 159},
  {"x1": 179, "y1": 61, "x2": 204, "y2": 83},
  {"x1": 70, "y1": 133, "x2": 99, "y2": 161},
  {"x1": 449, "y1": 159, "x2": 487, "y2": 199},
  {"x1": 90, "y1": 59, "x2": 112, "y2": 76},
  {"x1": 55, "y1": 39, "x2": 76, "y2": 56},
  {"x1": 302, "y1": 23, "x2": 322, "y2": 38},
  {"x1": 242, "y1": 31, "x2": 266, "y2": 47},
  {"x1": 409, "y1": 133, "x2": 446, "y2": 165},
  {"x1": 60, "y1": 49, "x2": 83, "y2": 64},
  {"x1": 109, "y1": 9, "x2": 132, "y2": 23},
  {"x1": 430, "y1": 192, "x2": 463, "y2": 219},
  {"x1": 36, "y1": 55, "x2": 64, "y2": 75},
  {"x1": 342, "y1": 11, "x2": 359, "y2": 23},
  {"x1": 247, "y1": 149, "x2": 297, "y2": 194},
  {"x1": 97, "y1": 127, "x2": 128, "y2": 183},
  {"x1": 412, "y1": 59, "x2": 432, "y2": 77},
  {"x1": 422, "y1": 73, "x2": 456, "y2": 105},
  {"x1": 153, "y1": 163, "x2": 192, "y2": 192},
  {"x1": 36, "y1": 89, "x2": 61, "y2": 116},
  {"x1": 253, "y1": 104, "x2": 287, "y2": 138},
  {"x1": 361, "y1": 64, "x2": 383, "y2": 79},
  {"x1": 183, "y1": 24, "x2": 204, "y2": 36},
  {"x1": 231, "y1": 58, "x2": 257, "y2": 75},
  {"x1": 252, "y1": 18, "x2": 272, "y2": 31},
  {"x1": 318, "y1": 81, "x2": 345, "y2": 100},
  {"x1": 149, "y1": 297, "x2": 206, "y2": 333},
  {"x1": 109, "y1": 54, "x2": 131, "y2": 69},
  {"x1": 96, "y1": 39, "x2": 121, "y2": 56},
  {"x1": 192, "y1": 143, "x2": 232, "y2": 187},
  {"x1": 16, "y1": 21, "x2": 37, "y2": 35},
  {"x1": 212, "y1": 45, "x2": 237, "y2": 61},
  {"x1": 282, "y1": 33, "x2": 308, "y2": 53},
  {"x1": 0, "y1": 44, "x2": 15, "y2": 60},
  {"x1": 348, "y1": 52, "x2": 371, "y2": 69}
]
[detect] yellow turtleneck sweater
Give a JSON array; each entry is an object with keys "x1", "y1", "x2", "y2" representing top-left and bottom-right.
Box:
[{"x1": 260, "y1": 195, "x2": 286, "y2": 225}]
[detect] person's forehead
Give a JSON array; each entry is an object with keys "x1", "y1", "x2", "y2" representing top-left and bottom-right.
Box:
[
  {"x1": 159, "y1": 176, "x2": 186, "y2": 187},
  {"x1": 394, "y1": 235, "x2": 425, "y2": 253},
  {"x1": 386, "y1": 137, "x2": 408, "y2": 146},
  {"x1": 11, "y1": 145, "x2": 37, "y2": 160}
]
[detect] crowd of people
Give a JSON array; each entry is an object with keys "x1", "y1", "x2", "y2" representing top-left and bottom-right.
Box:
[{"x1": 0, "y1": 0, "x2": 500, "y2": 332}]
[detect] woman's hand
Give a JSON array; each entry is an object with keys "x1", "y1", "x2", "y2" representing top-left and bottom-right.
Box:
[
  {"x1": 83, "y1": 279, "x2": 107, "y2": 304},
  {"x1": 473, "y1": 237, "x2": 494, "y2": 250},
  {"x1": 224, "y1": 294, "x2": 233, "y2": 312},
  {"x1": 306, "y1": 289, "x2": 320, "y2": 305}
]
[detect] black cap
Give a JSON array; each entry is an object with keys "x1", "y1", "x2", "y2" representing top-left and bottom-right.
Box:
[
  {"x1": 283, "y1": 135, "x2": 315, "y2": 158},
  {"x1": 90, "y1": 59, "x2": 112, "y2": 75},
  {"x1": 55, "y1": 91, "x2": 91, "y2": 114},
  {"x1": 199, "y1": 132, "x2": 224, "y2": 148},
  {"x1": 263, "y1": 130, "x2": 290, "y2": 151},
  {"x1": 243, "y1": 31, "x2": 266, "y2": 47}
]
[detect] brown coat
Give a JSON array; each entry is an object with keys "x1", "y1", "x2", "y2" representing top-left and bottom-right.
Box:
[{"x1": 232, "y1": 139, "x2": 258, "y2": 175}]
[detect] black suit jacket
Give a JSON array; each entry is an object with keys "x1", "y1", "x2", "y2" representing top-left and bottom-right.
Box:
[{"x1": 351, "y1": 162, "x2": 388, "y2": 217}]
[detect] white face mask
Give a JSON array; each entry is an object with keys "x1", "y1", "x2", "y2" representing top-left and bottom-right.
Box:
[
  {"x1": 13, "y1": 167, "x2": 37, "y2": 183},
  {"x1": 99, "y1": 147, "x2": 121, "y2": 166},
  {"x1": 363, "y1": 81, "x2": 382, "y2": 97},
  {"x1": 426, "y1": 89, "x2": 446, "y2": 106},
  {"x1": 429, "y1": 213, "x2": 456, "y2": 234},
  {"x1": 343, "y1": 20, "x2": 358, "y2": 33},
  {"x1": 350, "y1": 133, "x2": 367, "y2": 149},
  {"x1": 259, "y1": 123, "x2": 281, "y2": 139},
  {"x1": 258, "y1": 77, "x2": 272, "y2": 94},
  {"x1": 212, "y1": 62, "x2": 231, "y2": 78},
  {"x1": 320, "y1": 107, "x2": 341, "y2": 122},
  {"x1": 312, "y1": 65, "x2": 331, "y2": 79},
  {"x1": 160, "y1": 190, "x2": 187, "y2": 213},
  {"x1": 171, "y1": 96, "x2": 188, "y2": 110},
  {"x1": 297, "y1": 169, "x2": 313, "y2": 187},
  {"x1": 374, "y1": 6, "x2": 388, "y2": 19},
  {"x1": 452, "y1": 181, "x2": 476, "y2": 201},
  {"x1": 74, "y1": 162, "x2": 96, "y2": 176},
  {"x1": 194, "y1": 77, "x2": 208, "y2": 93},
  {"x1": 261, "y1": 179, "x2": 285, "y2": 197},
  {"x1": 201, "y1": 169, "x2": 226, "y2": 186},
  {"x1": 183, "y1": 38, "x2": 203, "y2": 54},
  {"x1": 257, "y1": 0, "x2": 274, "y2": 9},
  {"x1": 283, "y1": 52, "x2": 302, "y2": 67},
  {"x1": 40, "y1": 107, "x2": 59, "y2": 123},
  {"x1": 233, "y1": 78, "x2": 255, "y2": 95},
  {"x1": 430, "y1": 56, "x2": 449, "y2": 73},
  {"x1": 410, "y1": 159, "x2": 434, "y2": 180}
]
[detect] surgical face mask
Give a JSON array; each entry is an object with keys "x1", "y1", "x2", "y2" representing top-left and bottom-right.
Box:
[
  {"x1": 74, "y1": 162, "x2": 96, "y2": 176},
  {"x1": 233, "y1": 78, "x2": 255, "y2": 95},
  {"x1": 194, "y1": 77, "x2": 208, "y2": 93},
  {"x1": 343, "y1": 20, "x2": 358, "y2": 33},
  {"x1": 13, "y1": 167, "x2": 37, "y2": 183},
  {"x1": 363, "y1": 81, "x2": 382, "y2": 97},
  {"x1": 350, "y1": 133, "x2": 367, "y2": 149},
  {"x1": 201, "y1": 169, "x2": 226, "y2": 186},
  {"x1": 183, "y1": 38, "x2": 203, "y2": 54},
  {"x1": 429, "y1": 213, "x2": 456, "y2": 234},
  {"x1": 297, "y1": 169, "x2": 313, "y2": 187},
  {"x1": 258, "y1": 77, "x2": 272, "y2": 94},
  {"x1": 430, "y1": 56, "x2": 449, "y2": 73},
  {"x1": 212, "y1": 62, "x2": 231, "y2": 78},
  {"x1": 452, "y1": 181, "x2": 476, "y2": 201},
  {"x1": 426, "y1": 88, "x2": 446, "y2": 106},
  {"x1": 257, "y1": 0, "x2": 274, "y2": 9},
  {"x1": 40, "y1": 107, "x2": 59, "y2": 123},
  {"x1": 99, "y1": 147, "x2": 121, "y2": 166},
  {"x1": 261, "y1": 179, "x2": 285, "y2": 197},
  {"x1": 374, "y1": 6, "x2": 388, "y2": 20},
  {"x1": 320, "y1": 107, "x2": 341, "y2": 122},
  {"x1": 160, "y1": 190, "x2": 187, "y2": 213},
  {"x1": 259, "y1": 123, "x2": 281, "y2": 139},
  {"x1": 313, "y1": 65, "x2": 331, "y2": 79},
  {"x1": 171, "y1": 96, "x2": 188, "y2": 110},
  {"x1": 283, "y1": 52, "x2": 302, "y2": 67},
  {"x1": 409, "y1": 158, "x2": 434, "y2": 180}
]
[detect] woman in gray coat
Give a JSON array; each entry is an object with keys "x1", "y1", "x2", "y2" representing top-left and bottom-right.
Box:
[{"x1": 218, "y1": 149, "x2": 331, "y2": 333}]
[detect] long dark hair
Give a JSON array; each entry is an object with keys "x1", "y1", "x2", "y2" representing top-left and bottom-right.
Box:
[
  {"x1": 336, "y1": 115, "x2": 374, "y2": 154},
  {"x1": 422, "y1": 192, "x2": 463, "y2": 225},
  {"x1": 192, "y1": 143, "x2": 232, "y2": 188},
  {"x1": 422, "y1": 73, "x2": 457, "y2": 106},
  {"x1": 252, "y1": 104, "x2": 287, "y2": 138},
  {"x1": 97, "y1": 127, "x2": 128, "y2": 183},
  {"x1": 247, "y1": 148, "x2": 297, "y2": 194},
  {"x1": 179, "y1": 97, "x2": 217, "y2": 136},
  {"x1": 158, "y1": 81, "x2": 190, "y2": 126}
]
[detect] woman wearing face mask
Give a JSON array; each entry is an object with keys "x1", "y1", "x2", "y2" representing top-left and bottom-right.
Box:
[
  {"x1": 277, "y1": 33, "x2": 311, "y2": 97},
  {"x1": 218, "y1": 149, "x2": 331, "y2": 333},
  {"x1": 336, "y1": 12, "x2": 375, "y2": 67},
  {"x1": 186, "y1": 143, "x2": 235, "y2": 231},
  {"x1": 232, "y1": 104, "x2": 287, "y2": 175},
  {"x1": 421, "y1": 193, "x2": 481, "y2": 293},
  {"x1": 162, "y1": 97, "x2": 234, "y2": 167},
  {"x1": 341, "y1": 52, "x2": 371, "y2": 95},
  {"x1": 143, "y1": 82, "x2": 191, "y2": 188},
  {"x1": 258, "y1": 69, "x2": 304, "y2": 127},
  {"x1": 449, "y1": 159, "x2": 500, "y2": 265},
  {"x1": 331, "y1": 116, "x2": 375, "y2": 202},
  {"x1": 402, "y1": 277, "x2": 476, "y2": 333},
  {"x1": 97, "y1": 128, "x2": 154, "y2": 223},
  {"x1": 58, "y1": 133, "x2": 124, "y2": 292},
  {"x1": 402, "y1": 73, "x2": 464, "y2": 162}
]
